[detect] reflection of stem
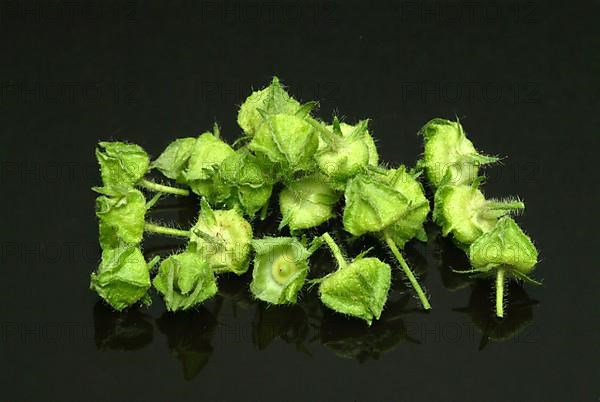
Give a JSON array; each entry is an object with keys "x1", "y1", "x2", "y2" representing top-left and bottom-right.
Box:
[
  {"x1": 322, "y1": 233, "x2": 347, "y2": 269},
  {"x1": 496, "y1": 269, "x2": 505, "y2": 318},
  {"x1": 145, "y1": 223, "x2": 190, "y2": 238},
  {"x1": 384, "y1": 234, "x2": 431, "y2": 310},
  {"x1": 140, "y1": 179, "x2": 189, "y2": 196}
]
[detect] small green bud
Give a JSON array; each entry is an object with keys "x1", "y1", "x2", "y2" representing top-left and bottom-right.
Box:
[
  {"x1": 237, "y1": 77, "x2": 301, "y2": 137},
  {"x1": 95, "y1": 188, "x2": 147, "y2": 247},
  {"x1": 249, "y1": 237, "x2": 311, "y2": 304},
  {"x1": 218, "y1": 150, "x2": 274, "y2": 216},
  {"x1": 432, "y1": 183, "x2": 525, "y2": 246},
  {"x1": 420, "y1": 118, "x2": 498, "y2": 188},
  {"x1": 184, "y1": 131, "x2": 235, "y2": 196},
  {"x1": 319, "y1": 257, "x2": 391, "y2": 326},
  {"x1": 279, "y1": 174, "x2": 340, "y2": 231},
  {"x1": 152, "y1": 250, "x2": 218, "y2": 311},
  {"x1": 151, "y1": 137, "x2": 196, "y2": 183},
  {"x1": 96, "y1": 141, "x2": 150, "y2": 190},
  {"x1": 189, "y1": 200, "x2": 253, "y2": 275},
  {"x1": 381, "y1": 166, "x2": 430, "y2": 247},
  {"x1": 469, "y1": 217, "x2": 538, "y2": 276},
  {"x1": 249, "y1": 113, "x2": 319, "y2": 174},
  {"x1": 90, "y1": 244, "x2": 153, "y2": 311},
  {"x1": 343, "y1": 174, "x2": 409, "y2": 236}
]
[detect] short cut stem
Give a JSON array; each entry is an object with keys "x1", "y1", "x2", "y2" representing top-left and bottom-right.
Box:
[
  {"x1": 144, "y1": 223, "x2": 190, "y2": 238},
  {"x1": 384, "y1": 234, "x2": 431, "y2": 310},
  {"x1": 495, "y1": 269, "x2": 505, "y2": 318},
  {"x1": 139, "y1": 179, "x2": 190, "y2": 196},
  {"x1": 322, "y1": 232, "x2": 347, "y2": 269}
]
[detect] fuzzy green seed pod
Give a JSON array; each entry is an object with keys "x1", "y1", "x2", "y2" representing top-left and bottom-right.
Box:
[
  {"x1": 249, "y1": 113, "x2": 319, "y2": 174},
  {"x1": 314, "y1": 119, "x2": 371, "y2": 184},
  {"x1": 381, "y1": 166, "x2": 430, "y2": 248},
  {"x1": 237, "y1": 77, "x2": 302, "y2": 137},
  {"x1": 151, "y1": 137, "x2": 196, "y2": 183},
  {"x1": 95, "y1": 188, "x2": 147, "y2": 247},
  {"x1": 466, "y1": 217, "x2": 539, "y2": 318},
  {"x1": 184, "y1": 131, "x2": 235, "y2": 196},
  {"x1": 90, "y1": 244, "x2": 155, "y2": 311},
  {"x1": 420, "y1": 118, "x2": 498, "y2": 188},
  {"x1": 217, "y1": 150, "x2": 274, "y2": 216},
  {"x1": 432, "y1": 182, "x2": 525, "y2": 246},
  {"x1": 249, "y1": 237, "x2": 312, "y2": 304},
  {"x1": 318, "y1": 233, "x2": 391, "y2": 325},
  {"x1": 189, "y1": 200, "x2": 253, "y2": 275},
  {"x1": 322, "y1": 121, "x2": 379, "y2": 166},
  {"x1": 96, "y1": 141, "x2": 150, "y2": 190},
  {"x1": 279, "y1": 174, "x2": 340, "y2": 231},
  {"x1": 152, "y1": 250, "x2": 218, "y2": 311},
  {"x1": 469, "y1": 217, "x2": 538, "y2": 275},
  {"x1": 343, "y1": 174, "x2": 409, "y2": 237}
]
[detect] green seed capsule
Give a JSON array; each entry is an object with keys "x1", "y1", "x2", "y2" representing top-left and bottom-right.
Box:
[
  {"x1": 432, "y1": 182, "x2": 525, "y2": 246},
  {"x1": 466, "y1": 217, "x2": 539, "y2": 318},
  {"x1": 249, "y1": 113, "x2": 319, "y2": 175},
  {"x1": 469, "y1": 217, "x2": 538, "y2": 276},
  {"x1": 420, "y1": 118, "x2": 498, "y2": 188},
  {"x1": 249, "y1": 237, "x2": 311, "y2": 304},
  {"x1": 237, "y1": 77, "x2": 301, "y2": 137},
  {"x1": 151, "y1": 137, "x2": 196, "y2": 183},
  {"x1": 318, "y1": 233, "x2": 391, "y2": 325},
  {"x1": 279, "y1": 174, "x2": 340, "y2": 231},
  {"x1": 152, "y1": 250, "x2": 218, "y2": 311},
  {"x1": 96, "y1": 141, "x2": 150, "y2": 191},
  {"x1": 315, "y1": 119, "x2": 371, "y2": 183},
  {"x1": 184, "y1": 131, "x2": 235, "y2": 196},
  {"x1": 90, "y1": 244, "x2": 153, "y2": 311},
  {"x1": 323, "y1": 121, "x2": 379, "y2": 166},
  {"x1": 189, "y1": 199, "x2": 253, "y2": 275},
  {"x1": 217, "y1": 150, "x2": 274, "y2": 216},
  {"x1": 343, "y1": 173, "x2": 409, "y2": 236},
  {"x1": 95, "y1": 188, "x2": 147, "y2": 247}
]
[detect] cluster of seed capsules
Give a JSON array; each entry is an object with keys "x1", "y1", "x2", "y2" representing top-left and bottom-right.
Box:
[{"x1": 91, "y1": 77, "x2": 539, "y2": 322}]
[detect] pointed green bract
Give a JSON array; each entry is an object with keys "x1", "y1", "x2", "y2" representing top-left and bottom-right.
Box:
[
  {"x1": 237, "y1": 77, "x2": 302, "y2": 137},
  {"x1": 95, "y1": 188, "x2": 147, "y2": 247},
  {"x1": 189, "y1": 201, "x2": 253, "y2": 275},
  {"x1": 343, "y1": 174, "x2": 409, "y2": 236},
  {"x1": 249, "y1": 113, "x2": 319, "y2": 174},
  {"x1": 152, "y1": 250, "x2": 218, "y2": 311},
  {"x1": 249, "y1": 237, "x2": 311, "y2": 304},
  {"x1": 319, "y1": 257, "x2": 391, "y2": 325},
  {"x1": 381, "y1": 166, "x2": 430, "y2": 247},
  {"x1": 90, "y1": 244, "x2": 152, "y2": 311},
  {"x1": 217, "y1": 150, "x2": 274, "y2": 216},
  {"x1": 151, "y1": 137, "x2": 196, "y2": 182},
  {"x1": 96, "y1": 141, "x2": 150, "y2": 190},
  {"x1": 279, "y1": 174, "x2": 340, "y2": 231},
  {"x1": 184, "y1": 131, "x2": 235, "y2": 196},
  {"x1": 469, "y1": 217, "x2": 538, "y2": 275},
  {"x1": 432, "y1": 184, "x2": 524, "y2": 246},
  {"x1": 323, "y1": 121, "x2": 379, "y2": 166},
  {"x1": 420, "y1": 118, "x2": 498, "y2": 188}
]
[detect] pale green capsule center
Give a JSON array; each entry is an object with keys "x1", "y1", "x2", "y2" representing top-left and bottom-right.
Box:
[{"x1": 271, "y1": 254, "x2": 296, "y2": 285}]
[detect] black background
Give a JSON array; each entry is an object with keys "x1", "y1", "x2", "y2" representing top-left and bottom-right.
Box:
[{"x1": 1, "y1": 1, "x2": 598, "y2": 401}]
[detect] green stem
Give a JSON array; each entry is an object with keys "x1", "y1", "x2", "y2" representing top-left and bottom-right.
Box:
[
  {"x1": 486, "y1": 200, "x2": 525, "y2": 211},
  {"x1": 384, "y1": 234, "x2": 431, "y2": 310},
  {"x1": 139, "y1": 179, "x2": 189, "y2": 196},
  {"x1": 495, "y1": 269, "x2": 505, "y2": 318},
  {"x1": 145, "y1": 223, "x2": 190, "y2": 238},
  {"x1": 322, "y1": 232, "x2": 347, "y2": 269}
]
